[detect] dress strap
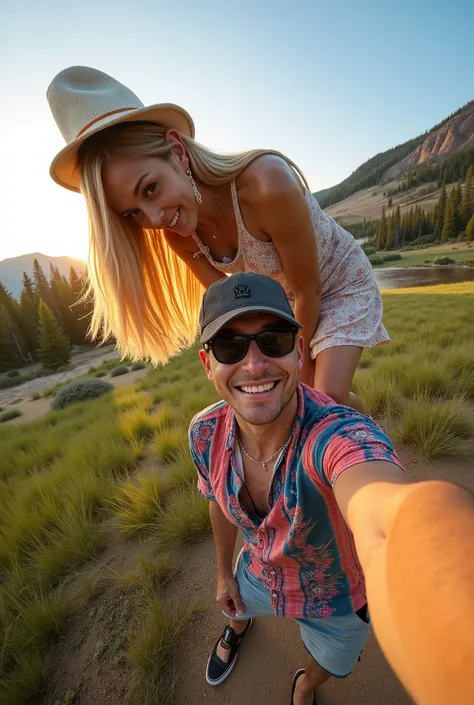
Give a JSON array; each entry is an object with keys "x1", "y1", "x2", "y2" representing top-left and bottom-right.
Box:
[{"x1": 230, "y1": 180, "x2": 245, "y2": 232}]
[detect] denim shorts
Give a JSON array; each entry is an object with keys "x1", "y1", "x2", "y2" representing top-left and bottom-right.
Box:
[{"x1": 224, "y1": 551, "x2": 371, "y2": 678}]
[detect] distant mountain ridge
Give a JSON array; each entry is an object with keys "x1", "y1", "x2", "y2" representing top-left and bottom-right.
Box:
[
  {"x1": 317, "y1": 100, "x2": 474, "y2": 209},
  {"x1": 0, "y1": 252, "x2": 85, "y2": 299}
]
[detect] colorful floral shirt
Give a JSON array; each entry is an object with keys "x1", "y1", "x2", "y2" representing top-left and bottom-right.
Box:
[{"x1": 189, "y1": 384, "x2": 405, "y2": 619}]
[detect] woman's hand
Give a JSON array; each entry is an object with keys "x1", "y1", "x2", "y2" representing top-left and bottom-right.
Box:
[{"x1": 216, "y1": 572, "x2": 245, "y2": 617}]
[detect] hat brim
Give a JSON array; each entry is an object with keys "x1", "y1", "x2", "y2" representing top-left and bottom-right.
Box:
[
  {"x1": 50, "y1": 103, "x2": 195, "y2": 193},
  {"x1": 200, "y1": 306, "x2": 303, "y2": 344}
]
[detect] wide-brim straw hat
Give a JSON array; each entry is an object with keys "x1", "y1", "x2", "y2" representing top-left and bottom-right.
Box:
[{"x1": 47, "y1": 66, "x2": 195, "y2": 193}]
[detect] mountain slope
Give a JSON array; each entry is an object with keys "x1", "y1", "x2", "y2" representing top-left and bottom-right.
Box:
[
  {"x1": 317, "y1": 100, "x2": 474, "y2": 209},
  {"x1": 0, "y1": 253, "x2": 85, "y2": 299}
]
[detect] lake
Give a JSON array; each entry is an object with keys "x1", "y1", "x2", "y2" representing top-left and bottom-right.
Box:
[{"x1": 374, "y1": 266, "x2": 474, "y2": 290}]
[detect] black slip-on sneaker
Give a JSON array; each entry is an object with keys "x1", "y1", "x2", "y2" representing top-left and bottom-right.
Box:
[{"x1": 206, "y1": 618, "x2": 253, "y2": 686}]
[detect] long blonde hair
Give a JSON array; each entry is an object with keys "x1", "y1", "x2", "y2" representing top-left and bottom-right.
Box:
[{"x1": 78, "y1": 122, "x2": 308, "y2": 364}]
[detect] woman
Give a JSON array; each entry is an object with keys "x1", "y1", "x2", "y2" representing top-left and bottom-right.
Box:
[{"x1": 47, "y1": 65, "x2": 390, "y2": 410}]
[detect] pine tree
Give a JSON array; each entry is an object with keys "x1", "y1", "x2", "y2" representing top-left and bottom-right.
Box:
[
  {"x1": 394, "y1": 205, "x2": 401, "y2": 248},
  {"x1": 466, "y1": 213, "x2": 474, "y2": 243},
  {"x1": 376, "y1": 206, "x2": 387, "y2": 250},
  {"x1": 19, "y1": 273, "x2": 40, "y2": 359},
  {"x1": 434, "y1": 184, "x2": 447, "y2": 239},
  {"x1": 33, "y1": 259, "x2": 53, "y2": 310},
  {"x1": 0, "y1": 304, "x2": 21, "y2": 372},
  {"x1": 0, "y1": 283, "x2": 30, "y2": 364},
  {"x1": 385, "y1": 212, "x2": 395, "y2": 250},
  {"x1": 442, "y1": 190, "x2": 456, "y2": 242},
  {"x1": 460, "y1": 164, "x2": 474, "y2": 227},
  {"x1": 37, "y1": 299, "x2": 70, "y2": 370}
]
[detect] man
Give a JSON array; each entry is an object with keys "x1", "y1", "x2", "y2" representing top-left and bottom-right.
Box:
[{"x1": 189, "y1": 272, "x2": 474, "y2": 705}]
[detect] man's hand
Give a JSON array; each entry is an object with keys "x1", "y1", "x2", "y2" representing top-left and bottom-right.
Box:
[{"x1": 216, "y1": 572, "x2": 245, "y2": 617}]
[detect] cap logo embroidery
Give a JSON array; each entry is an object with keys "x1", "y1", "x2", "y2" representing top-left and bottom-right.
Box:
[{"x1": 234, "y1": 284, "x2": 251, "y2": 299}]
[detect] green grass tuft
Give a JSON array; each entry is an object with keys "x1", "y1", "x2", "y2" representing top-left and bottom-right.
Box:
[
  {"x1": 399, "y1": 397, "x2": 472, "y2": 458},
  {"x1": 110, "y1": 473, "x2": 166, "y2": 537}
]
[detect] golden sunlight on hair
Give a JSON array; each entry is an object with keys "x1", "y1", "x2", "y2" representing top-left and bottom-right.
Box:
[
  {"x1": 76, "y1": 121, "x2": 309, "y2": 363},
  {"x1": 81, "y1": 154, "x2": 204, "y2": 363}
]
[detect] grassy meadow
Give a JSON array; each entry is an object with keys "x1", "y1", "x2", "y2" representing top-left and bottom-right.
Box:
[
  {"x1": 371, "y1": 243, "x2": 474, "y2": 267},
  {"x1": 0, "y1": 281, "x2": 473, "y2": 704}
]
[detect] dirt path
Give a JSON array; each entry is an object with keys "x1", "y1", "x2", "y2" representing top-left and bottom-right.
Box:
[
  {"x1": 0, "y1": 344, "x2": 120, "y2": 406},
  {"x1": 2, "y1": 368, "x2": 148, "y2": 425}
]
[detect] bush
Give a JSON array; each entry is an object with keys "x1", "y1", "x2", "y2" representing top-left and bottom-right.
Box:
[
  {"x1": 56, "y1": 365, "x2": 70, "y2": 373},
  {"x1": 363, "y1": 246, "x2": 376, "y2": 256},
  {"x1": 51, "y1": 379, "x2": 113, "y2": 410},
  {"x1": 382, "y1": 253, "x2": 402, "y2": 262},
  {"x1": 110, "y1": 365, "x2": 129, "y2": 377},
  {"x1": 94, "y1": 371, "x2": 107, "y2": 378},
  {"x1": 0, "y1": 409, "x2": 22, "y2": 423},
  {"x1": 6, "y1": 370, "x2": 20, "y2": 377},
  {"x1": 368, "y1": 255, "x2": 385, "y2": 266},
  {"x1": 433, "y1": 256, "x2": 455, "y2": 265},
  {"x1": 131, "y1": 362, "x2": 147, "y2": 371},
  {"x1": 0, "y1": 376, "x2": 24, "y2": 390},
  {"x1": 424, "y1": 259, "x2": 432, "y2": 264}
]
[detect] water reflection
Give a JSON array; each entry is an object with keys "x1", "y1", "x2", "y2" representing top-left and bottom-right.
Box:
[{"x1": 374, "y1": 266, "x2": 474, "y2": 290}]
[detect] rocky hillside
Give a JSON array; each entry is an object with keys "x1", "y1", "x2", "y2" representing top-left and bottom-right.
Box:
[
  {"x1": 317, "y1": 100, "x2": 474, "y2": 209},
  {"x1": 384, "y1": 101, "x2": 474, "y2": 181}
]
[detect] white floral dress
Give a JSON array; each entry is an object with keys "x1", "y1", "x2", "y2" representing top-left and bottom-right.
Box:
[{"x1": 191, "y1": 180, "x2": 390, "y2": 358}]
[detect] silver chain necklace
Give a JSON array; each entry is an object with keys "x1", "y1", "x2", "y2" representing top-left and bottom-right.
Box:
[{"x1": 238, "y1": 434, "x2": 293, "y2": 472}]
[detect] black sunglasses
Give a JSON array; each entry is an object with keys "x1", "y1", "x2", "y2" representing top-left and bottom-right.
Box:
[{"x1": 204, "y1": 327, "x2": 297, "y2": 364}]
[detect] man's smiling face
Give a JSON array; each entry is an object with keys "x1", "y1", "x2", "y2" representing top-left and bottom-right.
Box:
[{"x1": 199, "y1": 312, "x2": 303, "y2": 426}]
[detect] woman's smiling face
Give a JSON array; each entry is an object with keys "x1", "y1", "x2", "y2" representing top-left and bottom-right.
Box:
[{"x1": 102, "y1": 149, "x2": 198, "y2": 236}]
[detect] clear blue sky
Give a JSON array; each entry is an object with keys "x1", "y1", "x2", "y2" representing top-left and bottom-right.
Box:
[{"x1": 1, "y1": 0, "x2": 472, "y2": 260}]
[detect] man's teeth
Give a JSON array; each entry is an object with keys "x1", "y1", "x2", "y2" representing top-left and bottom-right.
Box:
[
  {"x1": 240, "y1": 382, "x2": 276, "y2": 394},
  {"x1": 170, "y1": 208, "x2": 180, "y2": 227}
]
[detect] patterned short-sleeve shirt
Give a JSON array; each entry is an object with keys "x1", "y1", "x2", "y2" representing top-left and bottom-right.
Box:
[{"x1": 189, "y1": 384, "x2": 405, "y2": 619}]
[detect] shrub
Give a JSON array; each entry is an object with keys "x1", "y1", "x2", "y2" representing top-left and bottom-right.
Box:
[
  {"x1": 51, "y1": 379, "x2": 113, "y2": 410},
  {"x1": 363, "y1": 246, "x2": 376, "y2": 256},
  {"x1": 424, "y1": 259, "x2": 432, "y2": 264},
  {"x1": 0, "y1": 409, "x2": 22, "y2": 423},
  {"x1": 368, "y1": 255, "x2": 385, "y2": 266},
  {"x1": 433, "y1": 256, "x2": 455, "y2": 265},
  {"x1": 382, "y1": 253, "x2": 402, "y2": 262},
  {"x1": 0, "y1": 376, "x2": 24, "y2": 390},
  {"x1": 56, "y1": 365, "x2": 70, "y2": 373},
  {"x1": 31, "y1": 392, "x2": 42, "y2": 401},
  {"x1": 94, "y1": 371, "x2": 106, "y2": 377},
  {"x1": 131, "y1": 362, "x2": 147, "y2": 371},
  {"x1": 110, "y1": 365, "x2": 129, "y2": 377},
  {"x1": 6, "y1": 370, "x2": 20, "y2": 377}
]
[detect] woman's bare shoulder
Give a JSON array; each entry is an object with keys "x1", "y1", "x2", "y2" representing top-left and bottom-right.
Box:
[{"x1": 236, "y1": 154, "x2": 304, "y2": 202}]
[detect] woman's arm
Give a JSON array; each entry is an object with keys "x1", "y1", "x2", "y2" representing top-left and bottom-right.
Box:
[
  {"x1": 164, "y1": 229, "x2": 226, "y2": 289},
  {"x1": 237, "y1": 156, "x2": 322, "y2": 384}
]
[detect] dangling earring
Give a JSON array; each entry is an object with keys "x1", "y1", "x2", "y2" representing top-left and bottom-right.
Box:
[{"x1": 187, "y1": 167, "x2": 202, "y2": 204}]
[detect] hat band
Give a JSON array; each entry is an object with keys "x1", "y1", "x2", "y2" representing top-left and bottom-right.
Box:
[{"x1": 76, "y1": 107, "x2": 139, "y2": 138}]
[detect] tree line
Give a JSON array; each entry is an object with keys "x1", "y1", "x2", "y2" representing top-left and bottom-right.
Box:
[
  {"x1": 347, "y1": 165, "x2": 474, "y2": 250},
  {"x1": 0, "y1": 259, "x2": 93, "y2": 373},
  {"x1": 386, "y1": 146, "x2": 474, "y2": 197}
]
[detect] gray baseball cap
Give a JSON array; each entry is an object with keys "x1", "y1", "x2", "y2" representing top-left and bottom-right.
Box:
[{"x1": 199, "y1": 273, "x2": 303, "y2": 344}]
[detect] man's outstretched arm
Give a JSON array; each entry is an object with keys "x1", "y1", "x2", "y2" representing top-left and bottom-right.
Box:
[{"x1": 334, "y1": 463, "x2": 474, "y2": 705}]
